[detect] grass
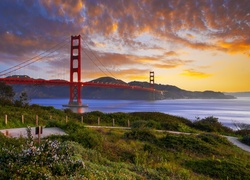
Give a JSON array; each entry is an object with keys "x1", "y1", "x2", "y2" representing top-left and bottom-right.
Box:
[{"x1": 0, "y1": 103, "x2": 250, "y2": 179}]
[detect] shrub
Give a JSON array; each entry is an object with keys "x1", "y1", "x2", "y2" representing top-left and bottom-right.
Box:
[
  {"x1": 236, "y1": 129, "x2": 250, "y2": 136},
  {"x1": 131, "y1": 120, "x2": 148, "y2": 129},
  {"x1": 161, "y1": 122, "x2": 180, "y2": 131},
  {"x1": 131, "y1": 120, "x2": 161, "y2": 129},
  {"x1": 193, "y1": 116, "x2": 233, "y2": 134},
  {"x1": 242, "y1": 135, "x2": 250, "y2": 146},
  {"x1": 159, "y1": 134, "x2": 216, "y2": 155},
  {"x1": 124, "y1": 129, "x2": 157, "y2": 143},
  {"x1": 0, "y1": 127, "x2": 84, "y2": 179},
  {"x1": 0, "y1": 131, "x2": 25, "y2": 147},
  {"x1": 185, "y1": 159, "x2": 250, "y2": 179},
  {"x1": 70, "y1": 129, "x2": 102, "y2": 148},
  {"x1": 197, "y1": 133, "x2": 231, "y2": 146},
  {"x1": 129, "y1": 112, "x2": 192, "y2": 126}
]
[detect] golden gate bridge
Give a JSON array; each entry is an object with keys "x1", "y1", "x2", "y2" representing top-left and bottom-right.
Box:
[{"x1": 0, "y1": 35, "x2": 162, "y2": 107}]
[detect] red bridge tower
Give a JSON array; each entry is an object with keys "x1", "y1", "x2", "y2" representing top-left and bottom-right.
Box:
[{"x1": 68, "y1": 35, "x2": 82, "y2": 106}]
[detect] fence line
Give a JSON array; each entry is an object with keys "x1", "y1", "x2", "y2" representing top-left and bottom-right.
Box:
[{"x1": 1, "y1": 114, "x2": 132, "y2": 128}]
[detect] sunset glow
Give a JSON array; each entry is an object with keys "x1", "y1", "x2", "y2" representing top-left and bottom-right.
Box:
[{"x1": 0, "y1": 0, "x2": 249, "y2": 92}]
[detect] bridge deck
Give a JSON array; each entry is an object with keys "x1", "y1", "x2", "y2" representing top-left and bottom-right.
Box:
[{"x1": 0, "y1": 77, "x2": 162, "y2": 93}]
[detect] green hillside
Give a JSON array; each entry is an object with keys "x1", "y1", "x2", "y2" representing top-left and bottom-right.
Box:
[
  {"x1": 0, "y1": 82, "x2": 248, "y2": 179},
  {"x1": 1, "y1": 103, "x2": 249, "y2": 179}
]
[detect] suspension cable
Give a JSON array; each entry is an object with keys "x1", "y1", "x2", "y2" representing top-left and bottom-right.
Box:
[
  {"x1": 0, "y1": 36, "x2": 69, "y2": 76},
  {"x1": 80, "y1": 35, "x2": 117, "y2": 79},
  {"x1": 81, "y1": 46, "x2": 110, "y2": 77}
]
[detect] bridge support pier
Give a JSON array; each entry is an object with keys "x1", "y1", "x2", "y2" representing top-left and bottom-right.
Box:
[
  {"x1": 69, "y1": 35, "x2": 82, "y2": 106},
  {"x1": 150, "y1": 71, "x2": 155, "y2": 100},
  {"x1": 64, "y1": 35, "x2": 87, "y2": 107}
]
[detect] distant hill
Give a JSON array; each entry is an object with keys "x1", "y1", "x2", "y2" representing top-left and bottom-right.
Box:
[
  {"x1": 89, "y1": 77, "x2": 127, "y2": 85},
  {"x1": 129, "y1": 80, "x2": 235, "y2": 99},
  {"x1": 225, "y1": 92, "x2": 250, "y2": 98},
  {"x1": 9, "y1": 76, "x2": 235, "y2": 100}
]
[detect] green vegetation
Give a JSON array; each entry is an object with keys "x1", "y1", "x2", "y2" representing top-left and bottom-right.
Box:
[
  {"x1": 193, "y1": 116, "x2": 234, "y2": 134},
  {"x1": 0, "y1": 128, "x2": 83, "y2": 179},
  {"x1": 1, "y1": 104, "x2": 250, "y2": 179},
  {"x1": 242, "y1": 135, "x2": 250, "y2": 146},
  {"x1": 0, "y1": 83, "x2": 249, "y2": 179}
]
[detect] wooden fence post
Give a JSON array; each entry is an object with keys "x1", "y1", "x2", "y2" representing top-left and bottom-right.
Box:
[
  {"x1": 5, "y1": 115, "x2": 7, "y2": 125},
  {"x1": 36, "y1": 126, "x2": 42, "y2": 146},
  {"x1": 22, "y1": 115, "x2": 24, "y2": 124},
  {"x1": 50, "y1": 115, "x2": 52, "y2": 120},
  {"x1": 98, "y1": 117, "x2": 100, "y2": 125},
  {"x1": 128, "y1": 119, "x2": 130, "y2": 127},
  {"x1": 36, "y1": 115, "x2": 39, "y2": 126},
  {"x1": 81, "y1": 116, "x2": 83, "y2": 123},
  {"x1": 112, "y1": 118, "x2": 115, "y2": 127},
  {"x1": 66, "y1": 116, "x2": 68, "y2": 123}
]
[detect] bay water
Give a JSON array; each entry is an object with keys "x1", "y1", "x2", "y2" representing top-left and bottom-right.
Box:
[{"x1": 30, "y1": 97, "x2": 250, "y2": 129}]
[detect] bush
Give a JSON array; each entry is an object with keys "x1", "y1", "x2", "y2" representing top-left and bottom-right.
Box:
[
  {"x1": 185, "y1": 159, "x2": 250, "y2": 179},
  {"x1": 70, "y1": 129, "x2": 103, "y2": 148},
  {"x1": 242, "y1": 135, "x2": 250, "y2": 146},
  {"x1": 131, "y1": 120, "x2": 161, "y2": 129},
  {"x1": 0, "y1": 127, "x2": 84, "y2": 179},
  {"x1": 130, "y1": 112, "x2": 192, "y2": 125},
  {"x1": 124, "y1": 129, "x2": 157, "y2": 143},
  {"x1": 236, "y1": 129, "x2": 250, "y2": 136},
  {"x1": 159, "y1": 134, "x2": 216, "y2": 155},
  {"x1": 131, "y1": 120, "x2": 148, "y2": 129},
  {"x1": 197, "y1": 133, "x2": 231, "y2": 146},
  {"x1": 193, "y1": 116, "x2": 233, "y2": 134},
  {"x1": 0, "y1": 132, "x2": 25, "y2": 147}
]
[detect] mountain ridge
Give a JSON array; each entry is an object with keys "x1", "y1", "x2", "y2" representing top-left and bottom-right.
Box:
[{"x1": 8, "y1": 76, "x2": 235, "y2": 100}]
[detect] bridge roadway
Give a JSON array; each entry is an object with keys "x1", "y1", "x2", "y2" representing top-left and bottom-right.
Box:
[{"x1": 0, "y1": 77, "x2": 162, "y2": 93}]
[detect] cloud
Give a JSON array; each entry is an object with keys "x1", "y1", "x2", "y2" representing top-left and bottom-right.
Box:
[
  {"x1": 186, "y1": 33, "x2": 195, "y2": 39},
  {"x1": 0, "y1": 0, "x2": 249, "y2": 83},
  {"x1": 82, "y1": 67, "x2": 149, "y2": 82},
  {"x1": 164, "y1": 51, "x2": 178, "y2": 56},
  {"x1": 1, "y1": 0, "x2": 249, "y2": 56},
  {"x1": 154, "y1": 59, "x2": 192, "y2": 69},
  {"x1": 217, "y1": 39, "x2": 250, "y2": 55},
  {"x1": 181, "y1": 69, "x2": 212, "y2": 78}
]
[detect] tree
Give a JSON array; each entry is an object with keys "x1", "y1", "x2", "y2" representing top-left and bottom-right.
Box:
[
  {"x1": 0, "y1": 82, "x2": 15, "y2": 105},
  {"x1": 15, "y1": 91, "x2": 29, "y2": 107}
]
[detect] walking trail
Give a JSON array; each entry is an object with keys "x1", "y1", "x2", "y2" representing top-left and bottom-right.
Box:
[
  {"x1": 0, "y1": 126, "x2": 249, "y2": 153},
  {"x1": 85, "y1": 126, "x2": 250, "y2": 153},
  {"x1": 0, "y1": 127, "x2": 67, "y2": 138}
]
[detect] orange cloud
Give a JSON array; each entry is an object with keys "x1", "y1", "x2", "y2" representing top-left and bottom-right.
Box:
[
  {"x1": 164, "y1": 51, "x2": 178, "y2": 56},
  {"x1": 82, "y1": 67, "x2": 149, "y2": 82},
  {"x1": 217, "y1": 40, "x2": 250, "y2": 54},
  {"x1": 118, "y1": 68, "x2": 149, "y2": 81},
  {"x1": 154, "y1": 59, "x2": 192, "y2": 69},
  {"x1": 2, "y1": 0, "x2": 249, "y2": 57},
  {"x1": 1, "y1": 0, "x2": 249, "y2": 91},
  {"x1": 181, "y1": 69, "x2": 212, "y2": 78},
  {"x1": 40, "y1": 0, "x2": 84, "y2": 18},
  {"x1": 186, "y1": 34, "x2": 195, "y2": 39},
  {"x1": 93, "y1": 41, "x2": 106, "y2": 47}
]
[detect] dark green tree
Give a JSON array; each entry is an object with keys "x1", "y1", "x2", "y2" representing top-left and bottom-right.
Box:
[
  {"x1": 0, "y1": 82, "x2": 15, "y2": 105},
  {"x1": 14, "y1": 91, "x2": 29, "y2": 107}
]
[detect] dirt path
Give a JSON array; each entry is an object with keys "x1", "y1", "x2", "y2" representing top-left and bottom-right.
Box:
[
  {"x1": 0, "y1": 127, "x2": 67, "y2": 138},
  {"x1": 86, "y1": 125, "x2": 250, "y2": 153},
  {"x1": 225, "y1": 136, "x2": 250, "y2": 153},
  {"x1": 1, "y1": 126, "x2": 249, "y2": 153}
]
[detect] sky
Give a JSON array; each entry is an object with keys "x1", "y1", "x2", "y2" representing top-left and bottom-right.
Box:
[{"x1": 0, "y1": 0, "x2": 249, "y2": 92}]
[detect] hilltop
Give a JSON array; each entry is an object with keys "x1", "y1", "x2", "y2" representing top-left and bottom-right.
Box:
[{"x1": 7, "y1": 76, "x2": 235, "y2": 100}]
